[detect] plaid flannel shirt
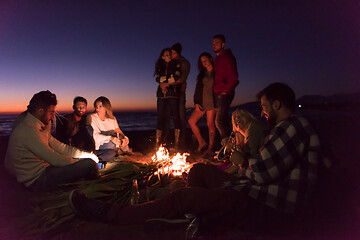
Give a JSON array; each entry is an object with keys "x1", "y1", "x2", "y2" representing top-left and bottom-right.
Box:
[{"x1": 231, "y1": 115, "x2": 320, "y2": 214}]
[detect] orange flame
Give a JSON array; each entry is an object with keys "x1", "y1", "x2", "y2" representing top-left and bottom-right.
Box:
[{"x1": 151, "y1": 146, "x2": 192, "y2": 176}]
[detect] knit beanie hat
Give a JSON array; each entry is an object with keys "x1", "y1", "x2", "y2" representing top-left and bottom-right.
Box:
[{"x1": 171, "y1": 43, "x2": 182, "y2": 55}]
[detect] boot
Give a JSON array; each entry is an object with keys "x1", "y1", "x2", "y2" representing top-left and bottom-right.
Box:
[
  {"x1": 174, "y1": 129, "x2": 180, "y2": 149},
  {"x1": 156, "y1": 129, "x2": 162, "y2": 148}
]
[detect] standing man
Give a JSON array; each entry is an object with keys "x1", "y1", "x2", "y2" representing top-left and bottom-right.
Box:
[
  {"x1": 171, "y1": 43, "x2": 190, "y2": 149},
  {"x1": 212, "y1": 34, "x2": 239, "y2": 140},
  {"x1": 4, "y1": 91, "x2": 99, "y2": 192},
  {"x1": 55, "y1": 96, "x2": 94, "y2": 151}
]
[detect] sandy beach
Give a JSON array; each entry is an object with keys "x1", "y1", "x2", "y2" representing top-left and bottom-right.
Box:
[{"x1": 0, "y1": 109, "x2": 359, "y2": 239}]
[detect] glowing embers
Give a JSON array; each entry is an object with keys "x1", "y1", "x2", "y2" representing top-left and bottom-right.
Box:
[{"x1": 151, "y1": 146, "x2": 192, "y2": 176}]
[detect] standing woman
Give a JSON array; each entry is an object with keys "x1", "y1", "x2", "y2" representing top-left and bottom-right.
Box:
[
  {"x1": 154, "y1": 48, "x2": 181, "y2": 148},
  {"x1": 188, "y1": 52, "x2": 216, "y2": 155},
  {"x1": 87, "y1": 96, "x2": 130, "y2": 162}
]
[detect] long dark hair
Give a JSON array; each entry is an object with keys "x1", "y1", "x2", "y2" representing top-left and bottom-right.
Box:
[
  {"x1": 197, "y1": 52, "x2": 213, "y2": 72},
  {"x1": 154, "y1": 48, "x2": 171, "y2": 76}
]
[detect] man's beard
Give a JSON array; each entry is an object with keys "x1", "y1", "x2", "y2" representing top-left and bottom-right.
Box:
[
  {"x1": 266, "y1": 110, "x2": 277, "y2": 128},
  {"x1": 213, "y1": 48, "x2": 221, "y2": 54},
  {"x1": 75, "y1": 111, "x2": 85, "y2": 117},
  {"x1": 40, "y1": 114, "x2": 50, "y2": 125}
]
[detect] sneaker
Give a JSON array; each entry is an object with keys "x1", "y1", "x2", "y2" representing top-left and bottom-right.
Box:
[
  {"x1": 68, "y1": 190, "x2": 111, "y2": 223},
  {"x1": 185, "y1": 215, "x2": 209, "y2": 240},
  {"x1": 185, "y1": 217, "x2": 200, "y2": 239}
]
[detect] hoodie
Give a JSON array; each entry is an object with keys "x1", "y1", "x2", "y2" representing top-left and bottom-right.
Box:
[{"x1": 213, "y1": 49, "x2": 239, "y2": 94}]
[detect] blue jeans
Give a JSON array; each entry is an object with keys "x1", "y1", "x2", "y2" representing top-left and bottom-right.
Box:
[
  {"x1": 215, "y1": 92, "x2": 234, "y2": 140},
  {"x1": 96, "y1": 141, "x2": 117, "y2": 162},
  {"x1": 32, "y1": 158, "x2": 99, "y2": 192}
]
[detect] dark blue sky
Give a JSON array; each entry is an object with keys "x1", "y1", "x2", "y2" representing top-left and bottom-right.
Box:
[{"x1": 0, "y1": 0, "x2": 359, "y2": 113}]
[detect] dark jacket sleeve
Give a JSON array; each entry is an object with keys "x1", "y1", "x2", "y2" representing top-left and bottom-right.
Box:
[
  {"x1": 54, "y1": 115, "x2": 70, "y2": 144},
  {"x1": 193, "y1": 72, "x2": 204, "y2": 106}
]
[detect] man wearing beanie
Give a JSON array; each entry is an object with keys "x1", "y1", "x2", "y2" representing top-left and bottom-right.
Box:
[
  {"x1": 212, "y1": 34, "x2": 239, "y2": 141},
  {"x1": 171, "y1": 42, "x2": 190, "y2": 149}
]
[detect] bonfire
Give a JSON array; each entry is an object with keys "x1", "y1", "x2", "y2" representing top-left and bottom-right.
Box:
[{"x1": 150, "y1": 145, "x2": 192, "y2": 176}]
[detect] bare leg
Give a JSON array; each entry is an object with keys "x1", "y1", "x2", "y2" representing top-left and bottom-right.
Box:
[{"x1": 188, "y1": 107, "x2": 206, "y2": 151}]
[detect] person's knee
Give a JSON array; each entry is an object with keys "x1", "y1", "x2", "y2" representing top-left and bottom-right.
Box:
[
  {"x1": 77, "y1": 158, "x2": 99, "y2": 178},
  {"x1": 190, "y1": 163, "x2": 204, "y2": 171},
  {"x1": 97, "y1": 149, "x2": 116, "y2": 162},
  {"x1": 80, "y1": 158, "x2": 98, "y2": 169},
  {"x1": 188, "y1": 163, "x2": 205, "y2": 177},
  {"x1": 188, "y1": 117, "x2": 195, "y2": 127}
]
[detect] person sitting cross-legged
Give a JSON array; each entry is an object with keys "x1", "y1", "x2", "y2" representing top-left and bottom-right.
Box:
[{"x1": 87, "y1": 96, "x2": 131, "y2": 163}]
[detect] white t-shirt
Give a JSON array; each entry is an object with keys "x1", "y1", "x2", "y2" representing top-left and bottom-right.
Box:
[{"x1": 89, "y1": 113, "x2": 120, "y2": 150}]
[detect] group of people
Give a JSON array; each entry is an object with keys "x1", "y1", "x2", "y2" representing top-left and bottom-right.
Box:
[
  {"x1": 4, "y1": 92, "x2": 130, "y2": 191},
  {"x1": 155, "y1": 35, "x2": 239, "y2": 156},
  {"x1": 3, "y1": 33, "x2": 328, "y2": 237},
  {"x1": 67, "y1": 82, "x2": 327, "y2": 238},
  {"x1": 55, "y1": 95, "x2": 131, "y2": 163}
]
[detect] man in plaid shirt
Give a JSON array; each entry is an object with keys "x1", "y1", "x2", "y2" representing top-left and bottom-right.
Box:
[
  {"x1": 233, "y1": 83, "x2": 321, "y2": 214},
  {"x1": 69, "y1": 83, "x2": 324, "y2": 232}
]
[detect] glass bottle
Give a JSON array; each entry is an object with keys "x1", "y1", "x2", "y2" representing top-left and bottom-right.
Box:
[{"x1": 130, "y1": 179, "x2": 140, "y2": 205}]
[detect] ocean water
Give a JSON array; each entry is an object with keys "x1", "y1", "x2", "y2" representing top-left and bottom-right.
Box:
[
  {"x1": 0, "y1": 114, "x2": 18, "y2": 136},
  {"x1": 0, "y1": 110, "x2": 206, "y2": 136}
]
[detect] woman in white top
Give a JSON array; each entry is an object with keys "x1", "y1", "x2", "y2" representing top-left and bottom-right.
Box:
[{"x1": 87, "y1": 96, "x2": 130, "y2": 162}]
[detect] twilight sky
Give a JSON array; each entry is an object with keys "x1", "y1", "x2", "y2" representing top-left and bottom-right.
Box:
[{"x1": 0, "y1": 0, "x2": 359, "y2": 113}]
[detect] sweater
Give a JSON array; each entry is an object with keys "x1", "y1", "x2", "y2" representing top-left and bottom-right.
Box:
[{"x1": 4, "y1": 112, "x2": 82, "y2": 187}]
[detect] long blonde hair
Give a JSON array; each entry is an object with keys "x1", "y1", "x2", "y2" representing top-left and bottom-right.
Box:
[
  {"x1": 94, "y1": 96, "x2": 115, "y2": 119},
  {"x1": 232, "y1": 108, "x2": 258, "y2": 128}
]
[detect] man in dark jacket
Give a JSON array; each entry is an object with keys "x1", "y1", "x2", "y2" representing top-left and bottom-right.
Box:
[
  {"x1": 212, "y1": 34, "x2": 239, "y2": 140},
  {"x1": 54, "y1": 96, "x2": 94, "y2": 151},
  {"x1": 170, "y1": 43, "x2": 191, "y2": 149}
]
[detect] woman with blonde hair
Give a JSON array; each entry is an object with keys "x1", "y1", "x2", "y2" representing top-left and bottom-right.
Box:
[
  {"x1": 231, "y1": 108, "x2": 265, "y2": 157},
  {"x1": 87, "y1": 96, "x2": 130, "y2": 162},
  {"x1": 218, "y1": 108, "x2": 266, "y2": 173}
]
